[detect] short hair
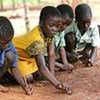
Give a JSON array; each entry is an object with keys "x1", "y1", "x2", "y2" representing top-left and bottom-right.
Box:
[
  {"x1": 75, "y1": 3, "x2": 92, "y2": 21},
  {"x1": 57, "y1": 4, "x2": 74, "y2": 19},
  {"x1": 39, "y1": 6, "x2": 61, "y2": 22},
  {"x1": 0, "y1": 16, "x2": 14, "y2": 38}
]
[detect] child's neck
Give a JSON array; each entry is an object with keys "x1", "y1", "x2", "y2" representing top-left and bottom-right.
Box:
[
  {"x1": 78, "y1": 26, "x2": 86, "y2": 36},
  {"x1": 39, "y1": 26, "x2": 48, "y2": 38},
  {"x1": 80, "y1": 29, "x2": 86, "y2": 36}
]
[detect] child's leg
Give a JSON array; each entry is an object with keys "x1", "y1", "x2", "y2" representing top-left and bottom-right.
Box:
[
  {"x1": 64, "y1": 32, "x2": 76, "y2": 53},
  {"x1": 25, "y1": 74, "x2": 34, "y2": 83},
  {"x1": 82, "y1": 43, "x2": 92, "y2": 59},
  {"x1": 33, "y1": 71, "x2": 45, "y2": 81},
  {"x1": 64, "y1": 32, "x2": 77, "y2": 62}
]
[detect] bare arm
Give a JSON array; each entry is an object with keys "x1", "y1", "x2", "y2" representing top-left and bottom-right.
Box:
[
  {"x1": 57, "y1": 46, "x2": 74, "y2": 71},
  {"x1": 47, "y1": 43, "x2": 55, "y2": 75},
  {"x1": 35, "y1": 53, "x2": 60, "y2": 87},
  {"x1": 59, "y1": 46, "x2": 68, "y2": 65},
  {"x1": 88, "y1": 46, "x2": 97, "y2": 66}
]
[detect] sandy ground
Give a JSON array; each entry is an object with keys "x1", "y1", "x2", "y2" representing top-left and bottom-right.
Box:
[{"x1": 0, "y1": 1, "x2": 100, "y2": 100}]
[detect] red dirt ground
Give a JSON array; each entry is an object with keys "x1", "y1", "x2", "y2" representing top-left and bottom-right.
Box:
[
  {"x1": 0, "y1": 1, "x2": 100, "y2": 99},
  {"x1": 0, "y1": 48, "x2": 100, "y2": 100}
]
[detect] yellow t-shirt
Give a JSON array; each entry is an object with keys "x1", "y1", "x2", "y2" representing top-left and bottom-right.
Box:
[{"x1": 13, "y1": 25, "x2": 45, "y2": 76}]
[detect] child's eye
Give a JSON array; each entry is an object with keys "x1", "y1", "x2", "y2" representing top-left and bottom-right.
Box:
[
  {"x1": 49, "y1": 24, "x2": 54, "y2": 27},
  {"x1": 56, "y1": 25, "x2": 61, "y2": 29}
]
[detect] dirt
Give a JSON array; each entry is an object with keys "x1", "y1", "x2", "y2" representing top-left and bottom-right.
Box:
[
  {"x1": 0, "y1": 1, "x2": 100, "y2": 99},
  {"x1": 0, "y1": 48, "x2": 100, "y2": 100}
]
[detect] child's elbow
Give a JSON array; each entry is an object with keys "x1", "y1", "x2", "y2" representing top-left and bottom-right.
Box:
[{"x1": 6, "y1": 51, "x2": 15, "y2": 65}]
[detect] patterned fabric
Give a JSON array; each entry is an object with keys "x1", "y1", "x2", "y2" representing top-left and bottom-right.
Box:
[
  {"x1": 12, "y1": 25, "x2": 54, "y2": 76},
  {"x1": 54, "y1": 32, "x2": 65, "y2": 54},
  {"x1": 26, "y1": 40, "x2": 46, "y2": 56},
  {"x1": 26, "y1": 36, "x2": 54, "y2": 57},
  {"x1": 63, "y1": 22, "x2": 100, "y2": 49}
]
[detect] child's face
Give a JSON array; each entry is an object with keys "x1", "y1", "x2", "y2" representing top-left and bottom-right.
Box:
[
  {"x1": 0, "y1": 35, "x2": 13, "y2": 50},
  {"x1": 61, "y1": 14, "x2": 73, "y2": 31},
  {"x1": 77, "y1": 17, "x2": 91, "y2": 32},
  {"x1": 41, "y1": 16, "x2": 62, "y2": 38}
]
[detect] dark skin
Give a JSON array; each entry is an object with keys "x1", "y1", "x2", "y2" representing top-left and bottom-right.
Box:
[
  {"x1": 57, "y1": 46, "x2": 74, "y2": 72},
  {"x1": 61, "y1": 14, "x2": 73, "y2": 31},
  {"x1": 41, "y1": 15, "x2": 62, "y2": 75},
  {"x1": 64, "y1": 32, "x2": 78, "y2": 62},
  {"x1": 0, "y1": 36, "x2": 33, "y2": 95},
  {"x1": 77, "y1": 16, "x2": 97, "y2": 66},
  {"x1": 60, "y1": 14, "x2": 77, "y2": 63},
  {"x1": 64, "y1": 14, "x2": 97, "y2": 66},
  {"x1": 54, "y1": 14, "x2": 74, "y2": 71},
  {"x1": 38, "y1": 15, "x2": 72, "y2": 94},
  {"x1": 35, "y1": 50, "x2": 72, "y2": 94},
  {"x1": 48, "y1": 42, "x2": 55, "y2": 75}
]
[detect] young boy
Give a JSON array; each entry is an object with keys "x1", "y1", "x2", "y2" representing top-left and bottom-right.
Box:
[
  {"x1": 62, "y1": 3, "x2": 100, "y2": 66},
  {"x1": 13, "y1": 6, "x2": 72, "y2": 94},
  {"x1": 53, "y1": 4, "x2": 74, "y2": 72},
  {"x1": 0, "y1": 16, "x2": 34, "y2": 95},
  {"x1": 57, "y1": 4, "x2": 76, "y2": 62},
  {"x1": 57, "y1": 4, "x2": 74, "y2": 31}
]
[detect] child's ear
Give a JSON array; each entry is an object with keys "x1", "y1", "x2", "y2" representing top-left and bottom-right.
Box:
[{"x1": 39, "y1": 20, "x2": 43, "y2": 27}]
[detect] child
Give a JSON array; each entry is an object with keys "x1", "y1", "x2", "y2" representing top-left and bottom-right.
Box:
[
  {"x1": 62, "y1": 3, "x2": 100, "y2": 66},
  {"x1": 57, "y1": 4, "x2": 76, "y2": 62},
  {"x1": 52, "y1": 4, "x2": 74, "y2": 72},
  {"x1": 13, "y1": 6, "x2": 72, "y2": 94},
  {"x1": 0, "y1": 16, "x2": 34, "y2": 95},
  {"x1": 57, "y1": 4, "x2": 74, "y2": 31}
]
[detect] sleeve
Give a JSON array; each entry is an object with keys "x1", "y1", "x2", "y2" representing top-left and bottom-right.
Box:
[
  {"x1": 59, "y1": 33, "x2": 66, "y2": 47},
  {"x1": 63, "y1": 23, "x2": 74, "y2": 35},
  {"x1": 9, "y1": 42, "x2": 18, "y2": 67},
  {"x1": 26, "y1": 40, "x2": 45, "y2": 56},
  {"x1": 92, "y1": 26, "x2": 100, "y2": 47}
]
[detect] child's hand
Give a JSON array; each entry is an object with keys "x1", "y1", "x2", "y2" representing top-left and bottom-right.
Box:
[
  {"x1": 63, "y1": 64, "x2": 74, "y2": 72},
  {"x1": 87, "y1": 58, "x2": 93, "y2": 67},
  {"x1": 56, "y1": 82, "x2": 72, "y2": 95},
  {"x1": 67, "y1": 53, "x2": 78, "y2": 62},
  {"x1": 25, "y1": 84, "x2": 34, "y2": 95}
]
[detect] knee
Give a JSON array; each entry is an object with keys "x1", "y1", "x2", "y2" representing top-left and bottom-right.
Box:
[
  {"x1": 5, "y1": 51, "x2": 15, "y2": 65},
  {"x1": 65, "y1": 33, "x2": 76, "y2": 45}
]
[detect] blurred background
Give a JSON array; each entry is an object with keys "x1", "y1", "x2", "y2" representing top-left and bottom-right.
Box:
[{"x1": 0, "y1": 0, "x2": 100, "y2": 36}]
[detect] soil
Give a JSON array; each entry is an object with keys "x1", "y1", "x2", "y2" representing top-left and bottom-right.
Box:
[
  {"x1": 0, "y1": 48, "x2": 100, "y2": 100},
  {"x1": 0, "y1": 1, "x2": 100, "y2": 100}
]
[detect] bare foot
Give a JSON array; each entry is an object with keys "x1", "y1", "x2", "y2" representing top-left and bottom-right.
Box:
[
  {"x1": 56, "y1": 83, "x2": 72, "y2": 95},
  {"x1": 25, "y1": 84, "x2": 34, "y2": 95},
  {"x1": 0, "y1": 85, "x2": 9, "y2": 93}
]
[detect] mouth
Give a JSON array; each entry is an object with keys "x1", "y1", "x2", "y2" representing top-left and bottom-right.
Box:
[{"x1": 51, "y1": 31, "x2": 57, "y2": 35}]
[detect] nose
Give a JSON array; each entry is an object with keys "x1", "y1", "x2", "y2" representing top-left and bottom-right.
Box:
[
  {"x1": 84, "y1": 23, "x2": 89, "y2": 29},
  {"x1": 52, "y1": 26, "x2": 58, "y2": 32}
]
